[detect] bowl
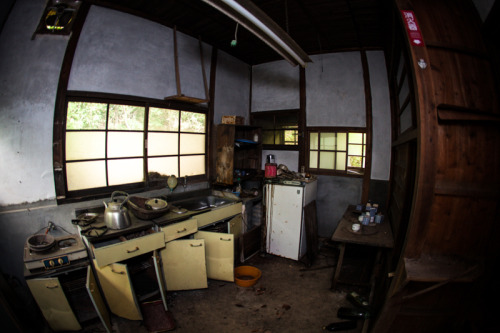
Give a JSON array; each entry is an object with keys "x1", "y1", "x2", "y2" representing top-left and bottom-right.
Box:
[{"x1": 234, "y1": 265, "x2": 262, "y2": 287}]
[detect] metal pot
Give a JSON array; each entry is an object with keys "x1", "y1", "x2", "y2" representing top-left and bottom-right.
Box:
[{"x1": 103, "y1": 191, "x2": 131, "y2": 230}]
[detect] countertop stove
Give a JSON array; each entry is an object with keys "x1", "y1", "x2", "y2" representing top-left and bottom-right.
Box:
[{"x1": 23, "y1": 234, "x2": 88, "y2": 275}]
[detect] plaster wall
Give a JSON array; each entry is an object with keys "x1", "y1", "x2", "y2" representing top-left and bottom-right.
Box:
[
  {"x1": 368, "y1": 51, "x2": 392, "y2": 181},
  {"x1": 251, "y1": 53, "x2": 390, "y2": 236},
  {"x1": 262, "y1": 150, "x2": 299, "y2": 171},
  {"x1": 306, "y1": 52, "x2": 366, "y2": 127},
  {"x1": 213, "y1": 51, "x2": 251, "y2": 125},
  {"x1": 69, "y1": 6, "x2": 211, "y2": 101},
  {"x1": 251, "y1": 60, "x2": 300, "y2": 111},
  {"x1": 0, "y1": 1, "x2": 243, "y2": 281},
  {"x1": 0, "y1": 0, "x2": 66, "y2": 205}
]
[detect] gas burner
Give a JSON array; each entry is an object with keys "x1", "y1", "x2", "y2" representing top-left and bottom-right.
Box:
[
  {"x1": 58, "y1": 237, "x2": 77, "y2": 248},
  {"x1": 24, "y1": 234, "x2": 88, "y2": 274}
]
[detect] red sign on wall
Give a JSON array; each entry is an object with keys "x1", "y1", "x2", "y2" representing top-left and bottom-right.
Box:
[{"x1": 401, "y1": 10, "x2": 425, "y2": 47}]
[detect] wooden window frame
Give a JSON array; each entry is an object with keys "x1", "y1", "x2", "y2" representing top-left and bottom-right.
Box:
[
  {"x1": 54, "y1": 91, "x2": 208, "y2": 204},
  {"x1": 306, "y1": 127, "x2": 367, "y2": 178},
  {"x1": 250, "y1": 109, "x2": 299, "y2": 151}
]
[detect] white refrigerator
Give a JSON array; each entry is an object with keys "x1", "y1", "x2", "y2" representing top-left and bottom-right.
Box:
[{"x1": 264, "y1": 180, "x2": 317, "y2": 260}]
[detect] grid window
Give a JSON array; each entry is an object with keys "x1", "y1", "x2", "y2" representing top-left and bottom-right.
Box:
[
  {"x1": 308, "y1": 130, "x2": 366, "y2": 176},
  {"x1": 64, "y1": 101, "x2": 206, "y2": 192},
  {"x1": 251, "y1": 110, "x2": 299, "y2": 149}
]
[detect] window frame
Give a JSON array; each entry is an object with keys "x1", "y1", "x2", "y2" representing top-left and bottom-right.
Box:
[
  {"x1": 250, "y1": 109, "x2": 299, "y2": 151},
  {"x1": 306, "y1": 127, "x2": 368, "y2": 178},
  {"x1": 54, "y1": 92, "x2": 209, "y2": 203}
]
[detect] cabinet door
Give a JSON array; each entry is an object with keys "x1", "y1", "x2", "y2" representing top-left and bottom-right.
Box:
[
  {"x1": 153, "y1": 250, "x2": 168, "y2": 311},
  {"x1": 86, "y1": 266, "x2": 112, "y2": 333},
  {"x1": 228, "y1": 214, "x2": 243, "y2": 237},
  {"x1": 195, "y1": 231, "x2": 234, "y2": 282},
  {"x1": 160, "y1": 239, "x2": 208, "y2": 291},
  {"x1": 26, "y1": 277, "x2": 81, "y2": 331},
  {"x1": 93, "y1": 260, "x2": 142, "y2": 320}
]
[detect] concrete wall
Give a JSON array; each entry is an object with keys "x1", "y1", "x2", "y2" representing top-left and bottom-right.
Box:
[
  {"x1": 251, "y1": 52, "x2": 391, "y2": 237},
  {"x1": 0, "y1": 1, "x2": 248, "y2": 281}
]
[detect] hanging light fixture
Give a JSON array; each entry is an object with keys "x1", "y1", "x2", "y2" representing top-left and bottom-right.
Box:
[{"x1": 201, "y1": 0, "x2": 311, "y2": 67}]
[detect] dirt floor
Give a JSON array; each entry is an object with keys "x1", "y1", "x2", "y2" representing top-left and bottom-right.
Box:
[{"x1": 91, "y1": 239, "x2": 371, "y2": 333}]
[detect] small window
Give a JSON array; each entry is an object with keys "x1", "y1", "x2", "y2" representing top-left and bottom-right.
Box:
[
  {"x1": 251, "y1": 110, "x2": 299, "y2": 150},
  {"x1": 63, "y1": 99, "x2": 206, "y2": 195},
  {"x1": 307, "y1": 129, "x2": 366, "y2": 176}
]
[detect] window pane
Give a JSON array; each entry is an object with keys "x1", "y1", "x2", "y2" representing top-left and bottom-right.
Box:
[
  {"x1": 320, "y1": 133, "x2": 336, "y2": 150},
  {"x1": 349, "y1": 133, "x2": 363, "y2": 144},
  {"x1": 149, "y1": 108, "x2": 179, "y2": 131},
  {"x1": 348, "y1": 144, "x2": 363, "y2": 156},
  {"x1": 108, "y1": 132, "x2": 143, "y2": 158},
  {"x1": 336, "y1": 152, "x2": 346, "y2": 170},
  {"x1": 309, "y1": 151, "x2": 318, "y2": 168},
  {"x1": 180, "y1": 134, "x2": 205, "y2": 154},
  {"x1": 262, "y1": 130, "x2": 274, "y2": 144},
  {"x1": 348, "y1": 156, "x2": 363, "y2": 168},
  {"x1": 319, "y1": 152, "x2": 335, "y2": 169},
  {"x1": 67, "y1": 102, "x2": 107, "y2": 130},
  {"x1": 108, "y1": 104, "x2": 145, "y2": 130},
  {"x1": 337, "y1": 133, "x2": 347, "y2": 151},
  {"x1": 284, "y1": 129, "x2": 298, "y2": 145},
  {"x1": 400, "y1": 104, "x2": 413, "y2": 132},
  {"x1": 148, "y1": 157, "x2": 178, "y2": 179},
  {"x1": 66, "y1": 132, "x2": 105, "y2": 160},
  {"x1": 66, "y1": 161, "x2": 106, "y2": 191},
  {"x1": 275, "y1": 130, "x2": 284, "y2": 145},
  {"x1": 108, "y1": 159, "x2": 144, "y2": 185},
  {"x1": 181, "y1": 111, "x2": 205, "y2": 133},
  {"x1": 148, "y1": 133, "x2": 178, "y2": 156},
  {"x1": 310, "y1": 132, "x2": 318, "y2": 150},
  {"x1": 180, "y1": 155, "x2": 205, "y2": 176}
]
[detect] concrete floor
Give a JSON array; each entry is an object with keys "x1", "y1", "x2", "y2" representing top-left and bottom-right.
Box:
[{"x1": 92, "y1": 241, "x2": 368, "y2": 333}]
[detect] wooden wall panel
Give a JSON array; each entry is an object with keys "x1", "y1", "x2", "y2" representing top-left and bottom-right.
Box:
[
  {"x1": 422, "y1": 195, "x2": 497, "y2": 258},
  {"x1": 413, "y1": 0, "x2": 485, "y2": 52},
  {"x1": 429, "y1": 49, "x2": 499, "y2": 113},
  {"x1": 435, "y1": 123, "x2": 500, "y2": 187}
]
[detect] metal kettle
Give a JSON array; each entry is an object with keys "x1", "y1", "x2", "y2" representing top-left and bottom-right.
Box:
[{"x1": 103, "y1": 191, "x2": 131, "y2": 230}]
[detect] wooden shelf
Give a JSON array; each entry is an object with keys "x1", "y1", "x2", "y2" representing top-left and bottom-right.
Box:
[
  {"x1": 215, "y1": 125, "x2": 262, "y2": 186},
  {"x1": 164, "y1": 95, "x2": 208, "y2": 104}
]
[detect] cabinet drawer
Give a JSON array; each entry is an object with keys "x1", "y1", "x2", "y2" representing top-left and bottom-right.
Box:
[
  {"x1": 92, "y1": 231, "x2": 165, "y2": 267},
  {"x1": 161, "y1": 219, "x2": 198, "y2": 242},
  {"x1": 195, "y1": 202, "x2": 242, "y2": 228}
]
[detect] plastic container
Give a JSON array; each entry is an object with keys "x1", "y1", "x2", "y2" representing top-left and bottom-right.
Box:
[{"x1": 234, "y1": 265, "x2": 262, "y2": 287}]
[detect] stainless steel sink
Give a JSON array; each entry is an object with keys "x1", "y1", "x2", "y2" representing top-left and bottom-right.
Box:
[{"x1": 171, "y1": 195, "x2": 237, "y2": 211}]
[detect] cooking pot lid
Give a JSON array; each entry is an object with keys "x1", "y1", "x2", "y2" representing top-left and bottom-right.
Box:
[{"x1": 145, "y1": 198, "x2": 168, "y2": 210}]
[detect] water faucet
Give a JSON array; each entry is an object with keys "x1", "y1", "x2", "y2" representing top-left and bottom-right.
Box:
[{"x1": 183, "y1": 176, "x2": 188, "y2": 190}]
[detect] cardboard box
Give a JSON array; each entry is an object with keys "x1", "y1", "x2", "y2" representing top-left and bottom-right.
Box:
[{"x1": 222, "y1": 115, "x2": 244, "y2": 125}]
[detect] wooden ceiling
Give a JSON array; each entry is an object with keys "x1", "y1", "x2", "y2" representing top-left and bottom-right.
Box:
[{"x1": 88, "y1": 0, "x2": 392, "y2": 65}]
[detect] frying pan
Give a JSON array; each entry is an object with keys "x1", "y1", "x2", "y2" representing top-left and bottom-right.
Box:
[{"x1": 27, "y1": 234, "x2": 55, "y2": 252}]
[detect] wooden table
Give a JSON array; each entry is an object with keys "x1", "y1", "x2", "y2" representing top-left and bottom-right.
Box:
[{"x1": 330, "y1": 205, "x2": 394, "y2": 290}]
